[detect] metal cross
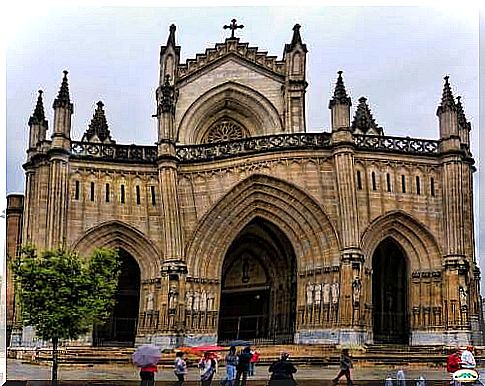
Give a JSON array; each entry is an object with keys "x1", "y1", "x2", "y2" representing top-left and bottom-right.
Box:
[{"x1": 223, "y1": 18, "x2": 244, "y2": 39}]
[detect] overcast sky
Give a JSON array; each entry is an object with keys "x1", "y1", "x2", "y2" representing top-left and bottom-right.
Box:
[{"x1": 3, "y1": 6, "x2": 481, "y2": 286}]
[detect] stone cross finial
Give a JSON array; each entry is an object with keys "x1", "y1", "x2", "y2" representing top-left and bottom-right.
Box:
[{"x1": 223, "y1": 18, "x2": 244, "y2": 39}]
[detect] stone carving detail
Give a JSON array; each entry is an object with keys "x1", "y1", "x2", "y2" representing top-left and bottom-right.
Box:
[
  {"x1": 314, "y1": 283, "x2": 322, "y2": 305},
  {"x1": 459, "y1": 286, "x2": 468, "y2": 307},
  {"x1": 168, "y1": 284, "x2": 178, "y2": 310},
  {"x1": 71, "y1": 142, "x2": 157, "y2": 163},
  {"x1": 185, "y1": 291, "x2": 193, "y2": 310},
  {"x1": 177, "y1": 133, "x2": 332, "y2": 162},
  {"x1": 206, "y1": 120, "x2": 247, "y2": 143},
  {"x1": 354, "y1": 134, "x2": 439, "y2": 155}
]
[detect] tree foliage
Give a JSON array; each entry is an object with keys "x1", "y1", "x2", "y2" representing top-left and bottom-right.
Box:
[{"x1": 11, "y1": 245, "x2": 121, "y2": 342}]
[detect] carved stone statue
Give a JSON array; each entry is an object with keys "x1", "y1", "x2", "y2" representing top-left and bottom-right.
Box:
[
  {"x1": 331, "y1": 281, "x2": 339, "y2": 305},
  {"x1": 193, "y1": 291, "x2": 200, "y2": 311},
  {"x1": 306, "y1": 283, "x2": 314, "y2": 305},
  {"x1": 314, "y1": 284, "x2": 322, "y2": 305},
  {"x1": 168, "y1": 284, "x2": 178, "y2": 310},
  {"x1": 200, "y1": 290, "x2": 207, "y2": 311},
  {"x1": 185, "y1": 291, "x2": 193, "y2": 310},
  {"x1": 352, "y1": 278, "x2": 362, "y2": 305},
  {"x1": 459, "y1": 286, "x2": 468, "y2": 306},
  {"x1": 323, "y1": 282, "x2": 331, "y2": 305},
  {"x1": 146, "y1": 292, "x2": 154, "y2": 311},
  {"x1": 207, "y1": 292, "x2": 215, "y2": 311}
]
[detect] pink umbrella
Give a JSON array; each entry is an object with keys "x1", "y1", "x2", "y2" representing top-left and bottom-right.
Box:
[{"x1": 132, "y1": 344, "x2": 162, "y2": 367}]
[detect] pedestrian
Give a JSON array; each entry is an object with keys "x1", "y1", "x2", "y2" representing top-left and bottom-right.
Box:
[
  {"x1": 221, "y1": 346, "x2": 238, "y2": 386},
  {"x1": 460, "y1": 346, "x2": 476, "y2": 369},
  {"x1": 332, "y1": 348, "x2": 354, "y2": 386},
  {"x1": 385, "y1": 375, "x2": 393, "y2": 386},
  {"x1": 139, "y1": 363, "x2": 157, "y2": 386},
  {"x1": 234, "y1": 346, "x2": 252, "y2": 386},
  {"x1": 396, "y1": 369, "x2": 406, "y2": 386},
  {"x1": 174, "y1": 351, "x2": 188, "y2": 386},
  {"x1": 268, "y1": 351, "x2": 297, "y2": 386},
  {"x1": 199, "y1": 351, "x2": 218, "y2": 386},
  {"x1": 447, "y1": 347, "x2": 461, "y2": 385},
  {"x1": 249, "y1": 349, "x2": 260, "y2": 376}
]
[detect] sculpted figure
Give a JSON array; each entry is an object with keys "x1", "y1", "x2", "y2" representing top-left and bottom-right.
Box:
[
  {"x1": 331, "y1": 281, "x2": 340, "y2": 305},
  {"x1": 193, "y1": 291, "x2": 200, "y2": 311},
  {"x1": 314, "y1": 284, "x2": 322, "y2": 305},
  {"x1": 169, "y1": 285, "x2": 178, "y2": 310},
  {"x1": 146, "y1": 292, "x2": 154, "y2": 311},
  {"x1": 323, "y1": 282, "x2": 331, "y2": 305},
  {"x1": 459, "y1": 286, "x2": 468, "y2": 306},
  {"x1": 185, "y1": 291, "x2": 193, "y2": 310},
  {"x1": 200, "y1": 290, "x2": 207, "y2": 311},
  {"x1": 306, "y1": 283, "x2": 314, "y2": 305},
  {"x1": 352, "y1": 278, "x2": 362, "y2": 305}
]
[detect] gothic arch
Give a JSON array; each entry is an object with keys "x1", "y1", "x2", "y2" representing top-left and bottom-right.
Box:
[
  {"x1": 177, "y1": 81, "x2": 283, "y2": 144},
  {"x1": 185, "y1": 174, "x2": 340, "y2": 279},
  {"x1": 360, "y1": 210, "x2": 442, "y2": 271},
  {"x1": 71, "y1": 220, "x2": 161, "y2": 280}
]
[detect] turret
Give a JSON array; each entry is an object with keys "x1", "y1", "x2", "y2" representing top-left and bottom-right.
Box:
[
  {"x1": 282, "y1": 24, "x2": 308, "y2": 133},
  {"x1": 437, "y1": 76, "x2": 459, "y2": 141},
  {"x1": 328, "y1": 71, "x2": 351, "y2": 132},
  {"x1": 51, "y1": 70, "x2": 73, "y2": 151},
  {"x1": 27, "y1": 90, "x2": 48, "y2": 157}
]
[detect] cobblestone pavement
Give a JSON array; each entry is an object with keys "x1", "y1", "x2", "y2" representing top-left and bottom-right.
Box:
[{"x1": 8, "y1": 359, "x2": 478, "y2": 382}]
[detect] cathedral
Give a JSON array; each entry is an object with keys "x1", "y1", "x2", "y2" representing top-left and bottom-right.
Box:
[{"x1": 6, "y1": 20, "x2": 482, "y2": 348}]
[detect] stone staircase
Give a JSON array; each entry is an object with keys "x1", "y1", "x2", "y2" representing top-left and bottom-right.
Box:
[{"x1": 9, "y1": 343, "x2": 484, "y2": 368}]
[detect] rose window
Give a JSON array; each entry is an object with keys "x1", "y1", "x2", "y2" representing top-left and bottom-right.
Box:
[{"x1": 206, "y1": 120, "x2": 247, "y2": 143}]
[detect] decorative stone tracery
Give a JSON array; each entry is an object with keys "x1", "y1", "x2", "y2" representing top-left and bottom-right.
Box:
[{"x1": 205, "y1": 120, "x2": 248, "y2": 143}]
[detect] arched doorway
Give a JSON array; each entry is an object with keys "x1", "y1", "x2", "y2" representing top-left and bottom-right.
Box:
[
  {"x1": 218, "y1": 217, "x2": 296, "y2": 344},
  {"x1": 372, "y1": 238, "x2": 409, "y2": 344},
  {"x1": 93, "y1": 249, "x2": 140, "y2": 346}
]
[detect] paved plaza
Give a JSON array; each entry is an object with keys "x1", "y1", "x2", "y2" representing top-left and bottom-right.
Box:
[{"x1": 8, "y1": 359, "x2": 480, "y2": 384}]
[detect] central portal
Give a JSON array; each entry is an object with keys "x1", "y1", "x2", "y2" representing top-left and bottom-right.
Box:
[{"x1": 218, "y1": 217, "x2": 296, "y2": 344}]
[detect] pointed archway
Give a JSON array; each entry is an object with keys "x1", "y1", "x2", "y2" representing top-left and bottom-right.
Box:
[
  {"x1": 218, "y1": 217, "x2": 297, "y2": 344},
  {"x1": 93, "y1": 249, "x2": 141, "y2": 346},
  {"x1": 372, "y1": 238, "x2": 409, "y2": 344}
]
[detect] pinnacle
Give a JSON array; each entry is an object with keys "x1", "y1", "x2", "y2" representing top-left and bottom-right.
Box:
[
  {"x1": 329, "y1": 71, "x2": 351, "y2": 108},
  {"x1": 53, "y1": 70, "x2": 71, "y2": 109},
  {"x1": 286, "y1": 23, "x2": 307, "y2": 53},
  {"x1": 456, "y1": 96, "x2": 468, "y2": 128},
  {"x1": 351, "y1": 96, "x2": 383, "y2": 135},
  {"x1": 437, "y1": 75, "x2": 456, "y2": 114},
  {"x1": 82, "y1": 100, "x2": 112, "y2": 143},
  {"x1": 167, "y1": 24, "x2": 176, "y2": 46},
  {"x1": 29, "y1": 89, "x2": 46, "y2": 126}
]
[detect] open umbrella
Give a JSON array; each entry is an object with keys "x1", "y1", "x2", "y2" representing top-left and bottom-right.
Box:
[
  {"x1": 191, "y1": 345, "x2": 227, "y2": 352},
  {"x1": 132, "y1": 344, "x2": 162, "y2": 367}
]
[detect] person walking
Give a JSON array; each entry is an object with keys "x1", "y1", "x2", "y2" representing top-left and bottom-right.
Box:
[
  {"x1": 234, "y1": 346, "x2": 252, "y2": 386},
  {"x1": 332, "y1": 349, "x2": 354, "y2": 386},
  {"x1": 199, "y1": 351, "x2": 218, "y2": 386},
  {"x1": 249, "y1": 349, "x2": 260, "y2": 376},
  {"x1": 174, "y1": 351, "x2": 188, "y2": 386},
  {"x1": 221, "y1": 346, "x2": 238, "y2": 386},
  {"x1": 268, "y1": 352, "x2": 297, "y2": 386},
  {"x1": 139, "y1": 364, "x2": 157, "y2": 386}
]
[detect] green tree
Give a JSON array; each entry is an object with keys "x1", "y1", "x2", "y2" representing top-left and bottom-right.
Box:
[{"x1": 11, "y1": 245, "x2": 121, "y2": 385}]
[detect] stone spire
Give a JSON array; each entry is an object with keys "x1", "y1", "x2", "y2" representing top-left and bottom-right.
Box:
[
  {"x1": 167, "y1": 24, "x2": 176, "y2": 47},
  {"x1": 351, "y1": 97, "x2": 383, "y2": 135},
  {"x1": 285, "y1": 24, "x2": 308, "y2": 53},
  {"x1": 82, "y1": 101, "x2": 114, "y2": 143},
  {"x1": 436, "y1": 75, "x2": 456, "y2": 115},
  {"x1": 53, "y1": 70, "x2": 71, "y2": 109},
  {"x1": 329, "y1": 71, "x2": 351, "y2": 108},
  {"x1": 29, "y1": 90, "x2": 47, "y2": 126},
  {"x1": 456, "y1": 96, "x2": 468, "y2": 128}
]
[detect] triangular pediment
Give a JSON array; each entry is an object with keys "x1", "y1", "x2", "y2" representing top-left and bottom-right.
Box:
[{"x1": 178, "y1": 38, "x2": 285, "y2": 82}]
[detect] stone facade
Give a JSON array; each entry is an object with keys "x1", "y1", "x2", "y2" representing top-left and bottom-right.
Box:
[{"x1": 6, "y1": 22, "x2": 482, "y2": 347}]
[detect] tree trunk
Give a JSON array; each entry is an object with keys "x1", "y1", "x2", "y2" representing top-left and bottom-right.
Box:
[{"x1": 51, "y1": 337, "x2": 58, "y2": 386}]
